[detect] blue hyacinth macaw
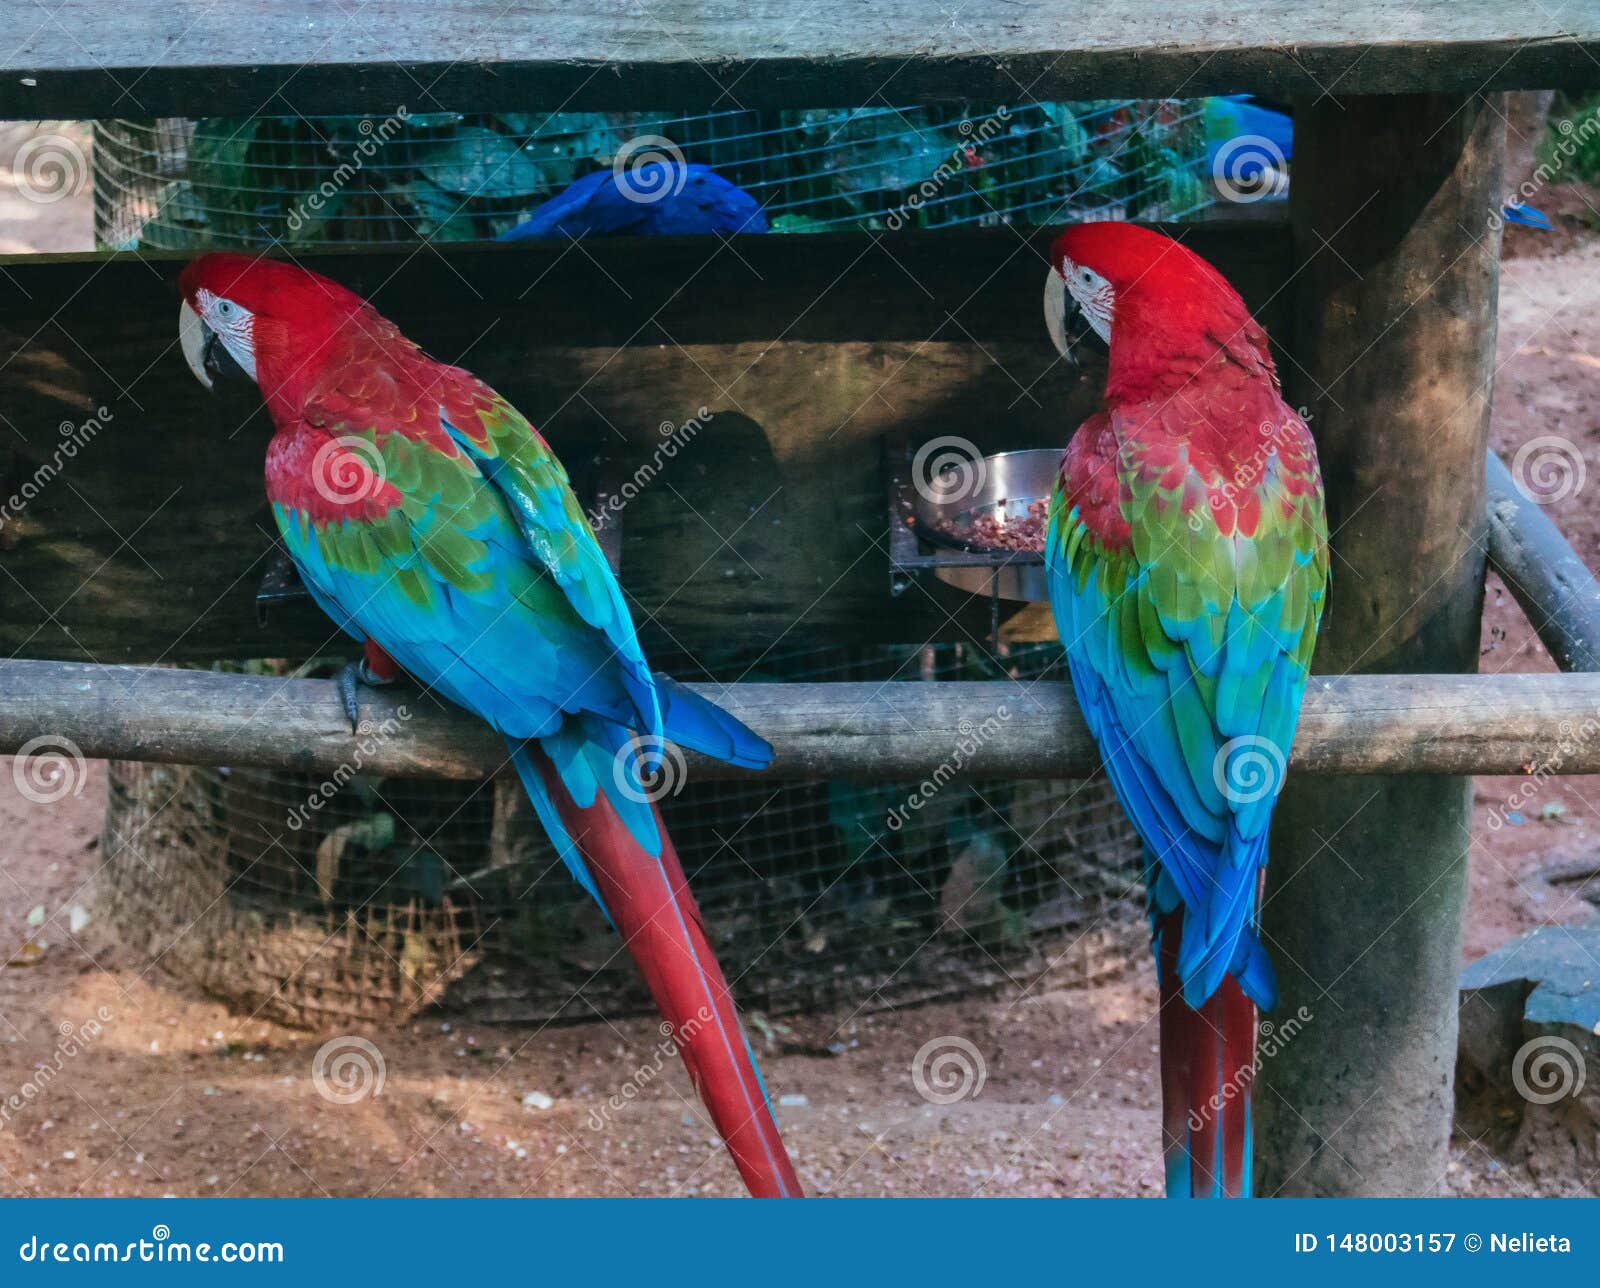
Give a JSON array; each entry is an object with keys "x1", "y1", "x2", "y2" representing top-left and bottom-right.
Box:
[
  {"x1": 1204, "y1": 95, "x2": 1550, "y2": 229},
  {"x1": 502, "y1": 162, "x2": 768, "y2": 240}
]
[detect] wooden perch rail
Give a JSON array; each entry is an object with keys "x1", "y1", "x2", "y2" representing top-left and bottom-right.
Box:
[
  {"x1": 3, "y1": 661, "x2": 1600, "y2": 782},
  {"x1": 1484, "y1": 451, "x2": 1600, "y2": 673}
]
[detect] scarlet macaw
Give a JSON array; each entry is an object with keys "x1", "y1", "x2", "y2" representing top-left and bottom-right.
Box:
[
  {"x1": 1042, "y1": 223, "x2": 1328, "y2": 1197},
  {"x1": 178, "y1": 255, "x2": 801, "y2": 1198}
]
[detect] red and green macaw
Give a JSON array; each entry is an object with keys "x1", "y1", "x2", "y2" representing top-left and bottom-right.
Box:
[
  {"x1": 1042, "y1": 223, "x2": 1328, "y2": 1197},
  {"x1": 178, "y1": 254, "x2": 802, "y2": 1198}
]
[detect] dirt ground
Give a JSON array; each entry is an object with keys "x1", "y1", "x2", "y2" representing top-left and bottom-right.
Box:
[
  {"x1": 0, "y1": 122, "x2": 93, "y2": 254},
  {"x1": 0, "y1": 131, "x2": 1597, "y2": 1199}
]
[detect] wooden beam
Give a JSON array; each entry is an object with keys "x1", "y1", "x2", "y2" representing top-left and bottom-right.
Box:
[
  {"x1": 2, "y1": 1, "x2": 1595, "y2": 118},
  {"x1": 2, "y1": 661, "x2": 1597, "y2": 782},
  {"x1": 0, "y1": 226, "x2": 1289, "y2": 664},
  {"x1": 1485, "y1": 450, "x2": 1600, "y2": 673},
  {"x1": 1259, "y1": 94, "x2": 1505, "y2": 1198},
  {"x1": 0, "y1": 227, "x2": 1288, "y2": 349}
]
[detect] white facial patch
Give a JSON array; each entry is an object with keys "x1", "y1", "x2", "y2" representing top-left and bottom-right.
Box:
[
  {"x1": 1062, "y1": 259, "x2": 1114, "y2": 345},
  {"x1": 196, "y1": 286, "x2": 259, "y2": 382}
]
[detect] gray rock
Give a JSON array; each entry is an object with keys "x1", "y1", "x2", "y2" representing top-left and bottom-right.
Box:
[{"x1": 1456, "y1": 927, "x2": 1598, "y2": 1192}]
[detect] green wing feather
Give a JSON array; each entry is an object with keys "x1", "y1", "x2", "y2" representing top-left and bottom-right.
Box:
[{"x1": 1046, "y1": 405, "x2": 1327, "y2": 1005}]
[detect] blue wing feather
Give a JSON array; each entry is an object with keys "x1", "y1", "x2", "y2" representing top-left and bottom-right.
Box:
[
  {"x1": 278, "y1": 418, "x2": 771, "y2": 909},
  {"x1": 1047, "y1": 498, "x2": 1312, "y2": 1010}
]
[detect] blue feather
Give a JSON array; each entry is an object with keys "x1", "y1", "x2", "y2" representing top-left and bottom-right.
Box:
[
  {"x1": 655, "y1": 675, "x2": 773, "y2": 770},
  {"x1": 1203, "y1": 95, "x2": 1294, "y2": 181},
  {"x1": 1047, "y1": 503, "x2": 1289, "y2": 1012},
  {"x1": 1502, "y1": 202, "x2": 1553, "y2": 231},
  {"x1": 502, "y1": 163, "x2": 769, "y2": 241}
]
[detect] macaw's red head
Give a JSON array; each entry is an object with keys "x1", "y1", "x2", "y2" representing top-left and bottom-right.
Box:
[
  {"x1": 1043, "y1": 221, "x2": 1275, "y2": 402},
  {"x1": 178, "y1": 253, "x2": 378, "y2": 407}
]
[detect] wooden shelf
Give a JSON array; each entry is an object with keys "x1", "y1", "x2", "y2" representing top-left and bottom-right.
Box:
[{"x1": 2, "y1": 1, "x2": 1595, "y2": 118}]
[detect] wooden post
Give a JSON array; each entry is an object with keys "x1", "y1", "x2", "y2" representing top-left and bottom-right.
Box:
[{"x1": 1258, "y1": 95, "x2": 1505, "y2": 1195}]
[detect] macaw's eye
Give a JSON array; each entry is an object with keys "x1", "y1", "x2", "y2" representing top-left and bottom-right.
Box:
[
  {"x1": 216, "y1": 299, "x2": 236, "y2": 318},
  {"x1": 1079, "y1": 268, "x2": 1095, "y2": 285}
]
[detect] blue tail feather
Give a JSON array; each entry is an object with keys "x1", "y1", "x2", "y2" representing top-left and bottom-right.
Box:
[
  {"x1": 506, "y1": 714, "x2": 667, "y2": 922},
  {"x1": 507, "y1": 739, "x2": 604, "y2": 912},
  {"x1": 655, "y1": 674, "x2": 774, "y2": 770}
]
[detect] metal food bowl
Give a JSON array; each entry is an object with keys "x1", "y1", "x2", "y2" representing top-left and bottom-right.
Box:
[{"x1": 889, "y1": 445, "x2": 1060, "y2": 603}]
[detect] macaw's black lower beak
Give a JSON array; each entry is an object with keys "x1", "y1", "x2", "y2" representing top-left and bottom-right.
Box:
[
  {"x1": 1063, "y1": 301, "x2": 1108, "y2": 363},
  {"x1": 1043, "y1": 267, "x2": 1109, "y2": 367},
  {"x1": 178, "y1": 299, "x2": 249, "y2": 391},
  {"x1": 205, "y1": 328, "x2": 249, "y2": 386}
]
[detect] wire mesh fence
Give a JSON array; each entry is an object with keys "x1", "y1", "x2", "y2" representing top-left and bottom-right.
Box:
[
  {"x1": 93, "y1": 100, "x2": 1212, "y2": 249},
  {"x1": 97, "y1": 642, "x2": 1146, "y2": 1030},
  {"x1": 89, "y1": 100, "x2": 1173, "y2": 1029}
]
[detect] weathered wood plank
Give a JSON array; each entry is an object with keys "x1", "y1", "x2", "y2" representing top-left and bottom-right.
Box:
[
  {"x1": 2, "y1": 1, "x2": 1596, "y2": 117},
  {"x1": 0, "y1": 662, "x2": 1593, "y2": 774},
  {"x1": 2, "y1": 662, "x2": 1599, "y2": 781},
  {"x1": 0, "y1": 226, "x2": 1288, "y2": 663},
  {"x1": 1485, "y1": 449, "x2": 1600, "y2": 673}
]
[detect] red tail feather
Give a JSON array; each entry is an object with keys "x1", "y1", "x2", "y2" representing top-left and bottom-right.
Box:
[
  {"x1": 530, "y1": 747, "x2": 803, "y2": 1198},
  {"x1": 1157, "y1": 912, "x2": 1256, "y2": 1198}
]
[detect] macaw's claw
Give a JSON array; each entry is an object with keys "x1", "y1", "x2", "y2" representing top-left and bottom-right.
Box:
[
  {"x1": 333, "y1": 660, "x2": 364, "y2": 735},
  {"x1": 333, "y1": 655, "x2": 399, "y2": 736}
]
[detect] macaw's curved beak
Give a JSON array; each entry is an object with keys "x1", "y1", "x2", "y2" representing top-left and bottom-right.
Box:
[
  {"x1": 178, "y1": 299, "x2": 214, "y2": 390},
  {"x1": 1042, "y1": 265, "x2": 1107, "y2": 367},
  {"x1": 179, "y1": 299, "x2": 249, "y2": 391},
  {"x1": 1043, "y1": 265, "x2": 1070, "y2": 363}
]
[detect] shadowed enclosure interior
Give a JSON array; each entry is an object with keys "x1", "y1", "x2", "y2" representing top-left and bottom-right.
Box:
[
  {"x1": 18, "y1": 99, "x2": 1239, "y2": 1023},
  {"x1": 99, "y1": 645, "x2": 1145, "y2": 1027}
]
